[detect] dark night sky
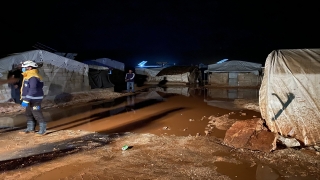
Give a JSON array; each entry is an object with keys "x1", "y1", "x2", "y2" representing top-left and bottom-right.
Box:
[{"x1": 2, "y1": 1, "x2": 320, "y2": 67}]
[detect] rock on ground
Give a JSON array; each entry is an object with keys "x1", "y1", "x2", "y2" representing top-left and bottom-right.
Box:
[{"x1": 223, "y1": 118, "x2": 277, "y2": 152}]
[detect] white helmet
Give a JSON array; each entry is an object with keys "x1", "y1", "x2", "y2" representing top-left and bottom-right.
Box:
[{"x1": 22, "y1": 60, "x2": 38, "y2": 68}]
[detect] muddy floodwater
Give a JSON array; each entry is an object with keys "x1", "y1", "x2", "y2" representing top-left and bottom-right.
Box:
[{"x1": 0, "y1": 86, "x2": 319, "y2": 180}]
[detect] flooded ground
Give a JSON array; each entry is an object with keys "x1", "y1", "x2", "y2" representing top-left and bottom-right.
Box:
[{"x1": 0, "y1": 86, "x2": 319, "y2": 180}]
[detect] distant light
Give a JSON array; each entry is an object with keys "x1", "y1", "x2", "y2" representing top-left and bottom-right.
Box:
[
  {"x1": 138, "y1": 61, "x2": 147, "y2": 67},
  {"x1": 217, "y1": 59, "x2": 228, "y2": 64}
]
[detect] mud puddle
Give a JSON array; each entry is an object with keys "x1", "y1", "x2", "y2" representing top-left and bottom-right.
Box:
[
  {"x1": 4, "y1": 87, "x2": 317, "y2": 179},
  {"x1": 50, "y1": 87, "x2": 260, "y2": 137}
]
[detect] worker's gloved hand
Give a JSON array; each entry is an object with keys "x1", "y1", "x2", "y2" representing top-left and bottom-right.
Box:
[{"x1": 21, "y1": 101, "x2": 29, "y2": 108}]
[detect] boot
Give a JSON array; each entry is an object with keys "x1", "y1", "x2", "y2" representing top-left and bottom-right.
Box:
[
  {"x1": 19, "y1": 121, "x2": 35, "y2": 134},
  {"x1": 36, "y1": 122, "x2": 47, "y2": 136}
]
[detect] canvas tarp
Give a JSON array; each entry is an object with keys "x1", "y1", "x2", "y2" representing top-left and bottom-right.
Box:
[
  {"x1": 84, "y1": 58, "x2": 124, "y2": 71},
  {"x1": 0, "y1": 50, "x2": 88, "y2": 75},
  {"x1": 205, "y1": 60, "x2": 262, "y2": 75},
  {"x1": 88, "y1": 69, "x2": 114, "y2": 89},
  {"x1": 135, "y1": 68, "x2": 163, "y2": 77},
  {"x1": 259, "y1": 49, "x2": 320, "y2": 145}
]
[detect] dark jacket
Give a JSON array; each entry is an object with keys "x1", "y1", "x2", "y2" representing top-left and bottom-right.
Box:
[
  {"x1": 125, "y1": 73, "x2": 135, "y2": 82},
  {"x1": 21, "y1": 69, "x2": 44, "y2": 102}
]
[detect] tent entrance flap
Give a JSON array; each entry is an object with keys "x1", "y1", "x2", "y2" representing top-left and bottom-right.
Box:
[
  {"x1": 88, "y1": 69, "x2": 114, "y2": 89},
  {"x1": 228, "y1": 72, "x2": 238, "y2": 86}
]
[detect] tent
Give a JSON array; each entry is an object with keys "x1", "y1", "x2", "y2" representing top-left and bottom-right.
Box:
[
  {"x1": 260, "y1": 49, "x2": 320, "y2": 145},
  {"x1": 205, "y1": 60, "x2": 262, "y2": 87},
  {"x1": 156, "y1": 66, "x2": 201, "y2": 84},
  {"x1": 0, "y1": 50, "x2": 90, "y2": 102},
  {"x1": 82, "y1": 61, "x2": 114, "y2": 89}
]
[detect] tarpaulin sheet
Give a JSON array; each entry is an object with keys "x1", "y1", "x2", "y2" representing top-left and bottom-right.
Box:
[
  {"x1": 88, "y1": 69, "x2": 114, "y2": 89},
  {"x1": 0, "y1": 50, "x2": 88, "y2": 75},
  {"x1": 259, "y1": 49, "x2": 320, "y2": 145},
  {"x1": 205, "y1": 60, "x2": 262, "y2": 75},
  {"x1": 85, "y1": 58, "x2": 124, "y2": 71}
]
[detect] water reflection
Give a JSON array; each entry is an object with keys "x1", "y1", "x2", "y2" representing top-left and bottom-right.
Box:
[
  {"x1": 205, "y1": 88, "x2": 259, "y2": 100},
  {"x1": 152, "y1": 86, "x2": 190, "y2": 96},
  {"x1": 204, "y1": 87, "x2": 259, "y2": 111}
]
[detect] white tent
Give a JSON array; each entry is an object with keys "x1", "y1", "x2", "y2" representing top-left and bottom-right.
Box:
[
  {"x1": 0, "y1": 50, "x2": 90, "y2": 103},
  {"x1": 205, "y1": 60, "x2": 262, "y2": 75},
  {"x1": 260, "y1": 49, "x2": 320, "y2": 145},
  {"x1": 0, "y1": 50, "x2": 88, "y2": 75},
  {"x1": 205, "y1": 60, "x2": 262, "y2": 86}
]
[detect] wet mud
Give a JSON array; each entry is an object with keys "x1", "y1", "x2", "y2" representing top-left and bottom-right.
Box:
[{"x1": 0, "y1": 86, "x2": 319, "y2": 180}]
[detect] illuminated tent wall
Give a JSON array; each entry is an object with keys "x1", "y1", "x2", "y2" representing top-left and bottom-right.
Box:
[
  {"x1": 0, "y1": 50, "x2": 90, "y2": 102},
  {"x1": 260, "y1": 49, "x2": 320, "y2": 145},
  {"x1": 205, "y1": 60, "x2": 262, "y2": 87},
  {"x1": 136, "y1": 66, "x2": 201, "y2": 84}
]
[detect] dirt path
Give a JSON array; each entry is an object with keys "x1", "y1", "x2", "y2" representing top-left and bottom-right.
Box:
[{"x1": 0, "y1": 130, "x2": 319, "y2": 180}]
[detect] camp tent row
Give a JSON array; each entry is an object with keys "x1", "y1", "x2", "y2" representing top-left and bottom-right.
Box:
[{"x1": 0, "y1": 50, "x2": 123, "y2": 103}]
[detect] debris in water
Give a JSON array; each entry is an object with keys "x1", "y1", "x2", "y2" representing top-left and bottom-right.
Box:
[
  {"x1": 189, "y1": 119, "x2": 195, "y2": 122},
  {"x1": 183, "y1": 128, "x2": 188, "y2": 131},
  {"x1": 163, "y1": 126, "x2": 170, "y2": 130},
  {"x1": 200, "y1": 116, "x2": 206, "y2": 121},
  {"x1": 122, "y1": 145, "x2": 129, "y2": 151},
  {"x1": 204, "y1": 130, "x2": 210, "y2": 136},
  {"x1": 241, "y1": 112, "x2": 247, "y2": 116},
  {"x1": 196, "y1": 133, "x2": 200, "y2": 137}
]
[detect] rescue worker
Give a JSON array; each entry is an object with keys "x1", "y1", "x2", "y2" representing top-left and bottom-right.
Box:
[{"x1": 19, "y1": 60, "x2": 47, "y2": 135}]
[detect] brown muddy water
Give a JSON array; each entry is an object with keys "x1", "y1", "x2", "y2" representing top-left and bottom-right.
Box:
[
  {"x1": 0, "y1": 86, "x2": 319, "y2": 180},
  {"x1": 3, "y1": 87, "x2": 260, "y2": 137}
]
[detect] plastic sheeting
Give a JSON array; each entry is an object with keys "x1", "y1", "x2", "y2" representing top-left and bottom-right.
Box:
[
  {"x1": 135, "y1": 68, "x2": 189, "y2": 83},
  {"x1": 135, "y1": 68, "x2": 164, "y2": 77},
  {"x1": 205, "y1": 60, "x2": 262, "y2": 75},
  {"x1": 84, "y1": 58, "x2": 124, "y2": 71},
  {"x1": 259, "y1": 49, "x2": 320, "y2": 145},
  {"x1": 0, "y1": 50, "x2": 88, "y2": 75},
  {"x1": 88, "y1": 69, "x2": 114, "y2": 89}
]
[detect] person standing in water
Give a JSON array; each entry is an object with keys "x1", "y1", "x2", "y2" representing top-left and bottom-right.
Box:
[
  {"x1": 19, "y1": 60, "x2": 47, "y2": 135},
  {"x1": 125, "y1": 69, "x2": 135, "y2": 93}
]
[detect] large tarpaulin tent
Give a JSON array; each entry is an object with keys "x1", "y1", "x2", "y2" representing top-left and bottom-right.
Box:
[
  {"x1": 204, "y1": 60, "x2": 262, "y2": 86},
  {"x1": 0, "y1": 50, "x2": 88, "y2": 75},
  {"x1": 259, "y1": 49, "x2": 320, "y2": 145},
  {"x1": 0, "y1": 50, "x2": 90, "y2": 102}
]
